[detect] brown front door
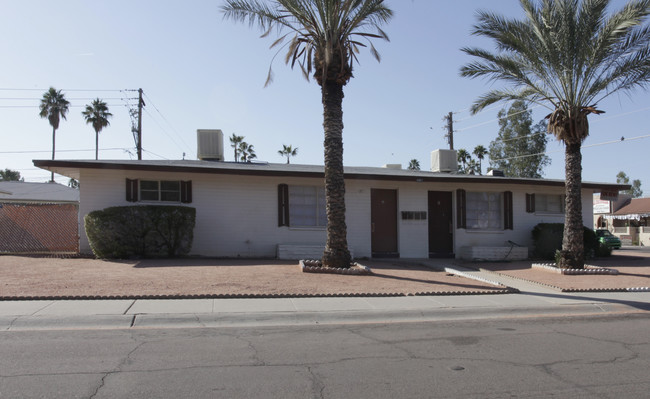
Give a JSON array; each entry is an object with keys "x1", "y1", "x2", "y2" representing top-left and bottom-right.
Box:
[
  {"x1": 428, "y1": 191, "x2": 454, "y2": 258},
  {"x1": 371, "y1": 189, "x2": 398, "y2": 257}
]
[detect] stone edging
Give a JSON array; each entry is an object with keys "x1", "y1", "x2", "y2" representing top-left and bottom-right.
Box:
[
  {"x1": 532, "y1": 263, "x2": 618, "y2": 275},
  {"x1": 300, "y1": 260, "x2": 372, "y2": 275}
]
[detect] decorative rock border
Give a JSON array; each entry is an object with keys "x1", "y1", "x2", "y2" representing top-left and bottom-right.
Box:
[
  {"x1": 300, "y1": 260, "x2": 372, "y2": 275},
  {"x1": 532, "y1": 263, "x2": 619, "y2": 275}
]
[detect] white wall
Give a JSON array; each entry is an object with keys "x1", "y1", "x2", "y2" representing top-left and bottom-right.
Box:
[{"x1": 78, "y1": 168, "x2": 596, "y2": 258}]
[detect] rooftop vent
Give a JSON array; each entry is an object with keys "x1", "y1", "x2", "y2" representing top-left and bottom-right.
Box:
[
  {"x1": 430, "y1": 149, "x2": 458, "y2": 173},
  {"x1": 197, "y1": 129, "x2": 224, "y2": 161},
  {"x1": 383, "y1": 164, "x2": 402, "y2": 170},
  {"x1": 487, "y1": 169, "x2": 505, "y2": 177}
]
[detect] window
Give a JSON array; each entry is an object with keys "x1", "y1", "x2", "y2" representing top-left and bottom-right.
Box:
[
  {"x1": 278, "y1": 184, "x2": 326, "y2": 227},
  {"x1": 535, "y1": 194, "x2": 564, "y2": 213},
  {"x1": 289, "y1": 185, "x2": 327, "y2": 227},
  {"x1": 125, "y1": 179, "x2": 192, "y2": 203},
  {"x1": 466, "y1": 191, "x2": 503, "y2": 230}
]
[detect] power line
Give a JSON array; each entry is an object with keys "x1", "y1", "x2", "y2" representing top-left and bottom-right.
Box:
[
  {"x1": 0, "y1": 88, "x2": 136, "y2": 92},
  {"x1": 143, "y1": 93, "x2": 192, "y2": 153},
  {"x1": 0, "y1": 147, "x2": 128, "y2": 154}
]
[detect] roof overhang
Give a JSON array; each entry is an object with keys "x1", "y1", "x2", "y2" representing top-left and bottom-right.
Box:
[{"x1": 33, "y1": 159, "x2": 629, "y2": 192}]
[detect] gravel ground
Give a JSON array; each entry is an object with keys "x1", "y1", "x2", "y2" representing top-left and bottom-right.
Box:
[{"x1": 0, "y1": 256, "x2": 507, "y2": 299}]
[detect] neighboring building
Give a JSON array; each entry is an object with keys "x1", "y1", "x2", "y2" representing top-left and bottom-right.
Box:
[
  {"x1": 595, "y1": 194, "x2": 650, "y2": 246},
  {"x1": 0, "y1": 181, "x2": 80, "y2": 254},
  {"x1": 34, "y1": 145, "x2": 624, "y2": 260}
]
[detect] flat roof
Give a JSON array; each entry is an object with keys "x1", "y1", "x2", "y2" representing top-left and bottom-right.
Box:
[
  {"x1": 0, "y1": 181, "x2": 79, "y2": 203},
  {"x1": 32, "y1": 159, "x2": 628, "y2": 191}
]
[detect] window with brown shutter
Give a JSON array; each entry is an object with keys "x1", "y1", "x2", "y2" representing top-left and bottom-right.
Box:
[
  {"x1": 126, "y1": 179, "x2": 138, "y2": 202},
  {"x1": 278, "y1": 184, "x2": 289, "y2": 227},
  {"x1": 456, "y1": 189, "x2": 466, "y2": 229},
  {"x1": 180, "y1": 180, "x2": 192, "y2": 203},
  {"x1": 526, "y1": 193, "x2": 535, "y2": 213},
  {"x1": 504, "y1": 191, "x2": 513, "y2": 230}
]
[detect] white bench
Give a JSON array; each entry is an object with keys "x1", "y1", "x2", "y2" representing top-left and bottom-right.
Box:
[
  {"x1": 277, "y1": 244, "x2": 353, "y2": 260},
  {"x1": 459, "y1": 246, "x2": 528, "y2": 261}
]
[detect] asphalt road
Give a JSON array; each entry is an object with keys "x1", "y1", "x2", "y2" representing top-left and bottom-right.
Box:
[{"x1": 1, "y1": 313, "x2": 649, "y2": 398}]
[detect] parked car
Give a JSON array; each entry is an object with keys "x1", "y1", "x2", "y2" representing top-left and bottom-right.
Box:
[{"x1": 595, "y1": 229, "x2": 621, "y2": 249}]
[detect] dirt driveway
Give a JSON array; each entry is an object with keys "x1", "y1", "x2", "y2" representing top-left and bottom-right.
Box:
[{"x1": 0, "y1": 256, "x2": 507, "y2": 299}]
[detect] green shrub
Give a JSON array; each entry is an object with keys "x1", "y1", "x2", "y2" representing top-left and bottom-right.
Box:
[
  {"x1": 84, "y1": 205, "x2": 196, "y2": 259},
  {"x1": 532, "y1": 223, "x2": 599, "y2": 260}
]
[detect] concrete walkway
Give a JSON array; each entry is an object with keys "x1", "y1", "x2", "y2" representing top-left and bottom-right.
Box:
[{"x1": 1, "y1": 264, "x2": 648, "y2": 331}]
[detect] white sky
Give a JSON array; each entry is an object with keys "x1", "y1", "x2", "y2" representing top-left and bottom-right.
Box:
[{"x1": 1, "y1": 0, "x2": 648, "y2": 189}]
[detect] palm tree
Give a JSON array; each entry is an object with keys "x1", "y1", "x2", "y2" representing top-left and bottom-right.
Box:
[
  {"x1": 461, "y1": 0, "x2": 650, "y2": 269},
  {"x1": 39, "y1": 87, "x2": 70, "y2": 182},
  {"x1": 230, "y1": 133, "x2": 244, "y2": 162},
  {"x1": 473, "y1": 145, "x2": 487, "y2": 175},
  {"x1": 456, "y1": 149, "x2": 470, "y2": 173},
  {"x1": 82, "y1": 99, "x2": 112, "y2": 160},
  {"x1": 408, "y1": 159, "x2": 420, "y2": 171},
  {"x1": 278, "y1": 144, "x2": 298, "y2": 164},
  {"x1": 222, "y1": 0, "x2": 393, "y2": 268},
  {"x1": 239, "y1": 142, "x2": 257, "y2": 162}
]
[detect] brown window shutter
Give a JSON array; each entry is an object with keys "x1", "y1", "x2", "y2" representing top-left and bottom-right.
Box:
[
  {"x1": 181, "y1": 180, "x2": 193, "y2": 203},
  {"x1": 504, "y1": 191, "x2": 513, "y2": 230},
  {"x1": 526, "y1": 193, "x2": 535, "y2": 213},
  {"x1": 456, "y1": 189, "x2": 466, "y2": 229},
  {"x1": 278, "y1": 184, "x2": 289, "y2": 226},
  {"x1": 126, "y1": 179, "x2": 138, "y2": 202}
]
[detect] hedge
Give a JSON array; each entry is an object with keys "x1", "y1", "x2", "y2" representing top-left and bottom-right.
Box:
[
  {"x1": 84, "y1": 205, "x2": 196, "y2": 259},
  {"x1": 531, "y1": 223, "x2": 600, "y2": 260}
]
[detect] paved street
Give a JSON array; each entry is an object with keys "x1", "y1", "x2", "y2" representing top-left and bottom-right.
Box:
[{"x1": 1, "y1": 313, "x2": 648, "y2": 398}]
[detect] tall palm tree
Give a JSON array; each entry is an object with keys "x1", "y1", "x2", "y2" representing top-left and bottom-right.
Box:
[
  {"x1": 230, "y1": 133, "x2": 244, "y2": 162},
  {"x1": 456, "y1": 148, "x2": 470, "y2": 173},
  {"x1": 408, "y1": 159, "x2": 420, "y2": 171},
  {"x1": 461, "y1": 0, "x2": 650, "y2": 269},
  {"x1": 222, "y1": 0, "x2": 393, "y2": 268},
  {"x1": 39, "y1": 87, "x2": 70, "y2": 182},
  {"x1": 473, "y1": 145, "x2": 487, "y2": 175},
  {"x1": 278, "y1": 144, "x2": 298, "y2": 164},
  {"x1": 239, "y1": 141, "x2": 257, "y2": 162},
  {"x1": 82, "y1": 98, "x2": 112, "y2": 160}
]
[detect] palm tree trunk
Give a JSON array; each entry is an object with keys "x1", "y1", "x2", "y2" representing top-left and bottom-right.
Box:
[
  {"x1": 51, "y1": 127, "x2": 56, "y2": 182},
  {"x1": 559, "y1": 140, "x2": 584, "y2": 269},
  {"x1": 95, "y1": 129, "x2": 99, "y2": 160},
  {"x1": 321, "y1": 81, "x2": 352, "y2": 268}
]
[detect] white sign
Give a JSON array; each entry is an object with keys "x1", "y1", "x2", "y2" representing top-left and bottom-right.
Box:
[{"x1": 593, "y1": 198, "x2": 611, "y2": 214}]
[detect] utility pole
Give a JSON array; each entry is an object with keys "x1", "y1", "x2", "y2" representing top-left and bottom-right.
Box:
[
  {"x1": 137, "y1": 88, "x2": 145, "y2": 160},
  {"x1": 443, "y1": 111, "x2": 454, "y2": 150}
]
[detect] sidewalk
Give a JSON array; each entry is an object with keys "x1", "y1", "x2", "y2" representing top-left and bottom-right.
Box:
[{"x1": 1, "y1": 265, "x2": 647, "y2": 331}]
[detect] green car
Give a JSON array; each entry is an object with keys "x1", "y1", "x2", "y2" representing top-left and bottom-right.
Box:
[{"x1": 595, "y1": 229, "x2": 622, "y2": 249}]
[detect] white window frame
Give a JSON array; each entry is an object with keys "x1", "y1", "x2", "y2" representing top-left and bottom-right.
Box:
[
  {"x1": 139, "y1": 180, "x2": 181, "y2": 203},
  {"x1": 466, "y1": 191, "x2": 503, "y2": 231},
  {"x1": 535, "y1": 193, "x2": 565, "y2": 214},
  {"x1": 288, "y1": 185, "x2": 327, "y2": 228}
]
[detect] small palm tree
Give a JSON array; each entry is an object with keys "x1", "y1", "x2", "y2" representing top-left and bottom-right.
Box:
[
  {"x1": 407, "y1": 159, "x2": 420, "y2": 171},
  {"x1": 473, "y1": 145, "x2": 487, "y2": 175},
  {"x1": 222, "y1": 0, "x2": 393, "y2": 268},
  {"x1": 230, "y1": 133, "x2": 244, "y2": 162},
  {"x1": 457, "y1": 149, "x2": 470, "y2": 173},
  {"x1": 278, "y1": 144, "x2": 298, "y2": 164},
  {"x1": 39, "y1": 87, "x2": 69, "y2": 182},
  {"x1": 82, "y1": 99, "x2": 112, "y2": 160},
  {"x1": 461, "y1": 0, "x2": 650, "y2": 268}
]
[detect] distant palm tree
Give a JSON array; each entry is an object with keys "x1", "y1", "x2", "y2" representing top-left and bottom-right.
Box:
[
  {"x1": 278, "y1": 144, "x2": 298, "y2": 164},
  {"x1": 39, "y1": 87, "x2": 69, "y2": 182},
  {"x1": 222, "y1": 0, "x2": 392, "y2": 269},
  {"x1": 456, "y1": 149, "x2": 470, "y2": 173},
  {"x1": 82, "y1": 99, "x2": 112, "y2": 160},
  {"x1": 239, "y1": 142, "x2": 256, "y2": 162},
  {"x1": 407, "y1": 159, "x2": 420, "y2": 171},
  {"x1": 467, "y1": 159, "x2": 480, "y2": 175},
  {"x1": 229, "y1": 133, "x2": 244, "y2": 162},
  {"x1": 461, "y1": 0, "x2": 650, "y2": 269},
  {"x1": 473, "y1": 145, "x2": 487, "y2": 175}
]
